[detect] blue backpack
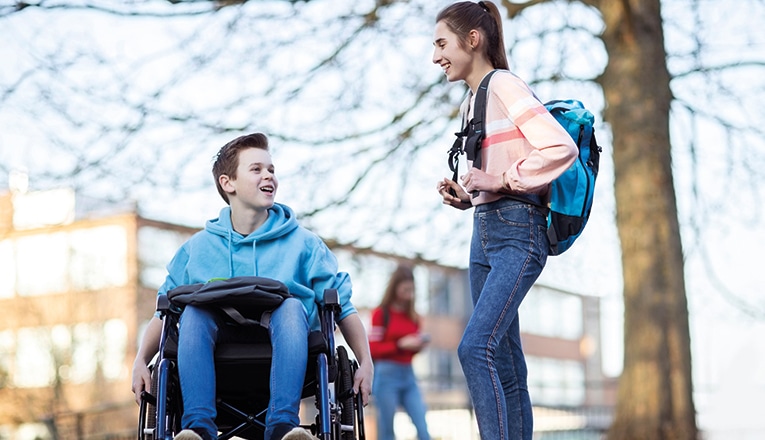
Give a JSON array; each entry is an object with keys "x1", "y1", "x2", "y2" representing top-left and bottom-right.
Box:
[
  {"x1": 447, "y1": 70, "x2": 601, "y2": 256},
  {"x1": 543, "y1": 99, "x2": 601, "y2": 255}
]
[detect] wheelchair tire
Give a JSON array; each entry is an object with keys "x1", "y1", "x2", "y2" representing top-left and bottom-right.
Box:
[
  {"x1": 144, "y1": 367, "x2": 158, "y2": 439},
  {"x1": 336, "y1": 346, "x2": 356, "y2": 440},
  {"x1": 144, "y1": 361, "x2": 183, "y2": 439}
]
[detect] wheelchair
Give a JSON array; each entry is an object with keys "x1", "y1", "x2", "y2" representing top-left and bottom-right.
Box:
[{"x1": 137, "y1": 283, "x2": 366, "y2": 440}]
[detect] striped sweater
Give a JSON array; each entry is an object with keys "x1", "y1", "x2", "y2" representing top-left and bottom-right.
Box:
[{"x1": 461, "y1": 70, "x2": 578, "y2": 206}]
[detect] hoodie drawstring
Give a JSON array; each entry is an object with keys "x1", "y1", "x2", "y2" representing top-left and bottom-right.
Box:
[{"x1": 227, "y1": 229, "x2": 234, "y2": 277}]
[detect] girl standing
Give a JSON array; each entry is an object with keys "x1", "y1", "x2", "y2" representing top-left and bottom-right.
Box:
[{"x1": 432, "y1": 2, "x2": 578, "y2": 439}]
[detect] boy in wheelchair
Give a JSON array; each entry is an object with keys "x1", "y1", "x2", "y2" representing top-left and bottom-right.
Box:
[{"x1": 131, "y1": 133, "x2": 373, "y2": 440}]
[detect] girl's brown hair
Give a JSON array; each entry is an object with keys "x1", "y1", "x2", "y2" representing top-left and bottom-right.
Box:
[
  {"x1": 436, "y1": 1, "x2": 509, "y2": 70},
  {"x1": 379, "y1": 264, "x2": 419, "y2": 323}
]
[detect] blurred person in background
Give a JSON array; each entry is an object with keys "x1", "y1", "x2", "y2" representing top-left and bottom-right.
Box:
[{"x1": 369, "y1": 265, "x2": 431, "y2": 440}]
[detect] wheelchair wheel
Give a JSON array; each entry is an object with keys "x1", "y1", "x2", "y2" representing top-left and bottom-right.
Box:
[
  {"x1": 141, "y1": 361, "x2": 182, "y2": 439},
  {"x1": 136, "y1": 365, "x2": 159, "y2": 440},
  {"x1": 335, "y1": 346, "x2": 356, "y2": 440}
]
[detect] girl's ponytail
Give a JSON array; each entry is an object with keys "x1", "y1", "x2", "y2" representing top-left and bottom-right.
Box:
[{"x1": 436, "y1": 1, "x2": 509, "y2": 70}]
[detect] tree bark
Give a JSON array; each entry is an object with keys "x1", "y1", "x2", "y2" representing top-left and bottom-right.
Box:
[{"x1": 597, "y1": 0, "x2": 698, "y2": 438}]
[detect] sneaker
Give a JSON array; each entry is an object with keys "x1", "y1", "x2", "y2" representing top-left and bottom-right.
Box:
[
  {"x1": 281, "y1": 427, "x2": 316, "y2": 440},
  {"x1": 173, "y1": 429, "x2": 204, "y2": 440}
]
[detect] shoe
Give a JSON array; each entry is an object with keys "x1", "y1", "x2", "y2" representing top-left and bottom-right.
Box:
[
  {"x1": 173, "y1": 429, "x2": 204, "y2": 440},
  {"x1": 281, "y1": 427, "x2": 316, "y2": 440}
]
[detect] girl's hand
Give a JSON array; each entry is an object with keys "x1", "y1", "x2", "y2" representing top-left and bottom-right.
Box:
[
  {"x1": 461, "y1": 168, "x2": 503, "y2": 194},
  {"x1": 437, "y1": 178, "x2": 472, "y2": 210},
  {"x1": 397, "y1": 333, "x2": 430, "y2": 352}
]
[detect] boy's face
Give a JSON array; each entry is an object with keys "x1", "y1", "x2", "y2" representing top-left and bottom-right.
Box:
[{"x1": 224, "y1": 147, "x2": 277, "y2": 210}]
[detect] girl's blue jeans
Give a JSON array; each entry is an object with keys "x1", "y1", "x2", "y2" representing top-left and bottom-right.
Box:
[
  {"x1": 460, "y1": 198, "x2": 548, "y2": 440},
  {"x1": 372, "y1": 360, "x2": 431, "y2": 440},
  {"x1": 176, "y1": 297, "x2": 309, "y2": 440}
]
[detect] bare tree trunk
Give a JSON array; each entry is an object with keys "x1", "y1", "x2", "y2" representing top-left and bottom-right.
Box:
[{"x1": 598, "y1": 0, "x2": 698, "y2": 438}]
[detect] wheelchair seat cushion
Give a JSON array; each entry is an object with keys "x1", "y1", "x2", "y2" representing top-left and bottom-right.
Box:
[{"x1": 213, "y1": 329, "x2": 328, "y2": 364}]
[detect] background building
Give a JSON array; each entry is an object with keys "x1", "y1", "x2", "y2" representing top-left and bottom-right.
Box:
[
  {"x1": 0, "y1": 188, "x2": 614, "y2": 440},
  {"x1": 0, "y1": 188, "x2": 197, "y2": 439}
]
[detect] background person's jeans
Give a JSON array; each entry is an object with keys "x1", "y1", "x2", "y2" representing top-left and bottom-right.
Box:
[
  {"x1": 459, "y1": 198, "x2": 548, "y2": 440},
  {"x1": 177, "y1": 297, "x2": 309, "y2": 440},
  {"x1": 373, "y1": 360, "x2": 431, "y2": 440}
]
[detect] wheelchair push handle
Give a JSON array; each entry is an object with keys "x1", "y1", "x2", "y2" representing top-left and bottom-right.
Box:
[
  {"x1": 323, "y1": 288, "x2": 341, "y2": 311},
  {"x1": 320, "y1": 288, "x2": 341, "y2": 340},
  {"x1": 156, "y1": 294, "x2": 171, "y2": 313}
]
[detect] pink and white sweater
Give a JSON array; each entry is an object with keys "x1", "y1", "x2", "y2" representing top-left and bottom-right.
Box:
[{"x1": 461, "y1": 70, "x2": 578, "y2": 206}]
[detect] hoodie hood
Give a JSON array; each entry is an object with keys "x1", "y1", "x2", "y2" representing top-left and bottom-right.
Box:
[{"x1": 206, "y1": 203, "x2": 299, "y2": 243}]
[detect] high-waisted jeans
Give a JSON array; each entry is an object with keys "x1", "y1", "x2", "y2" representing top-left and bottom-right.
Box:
[
  {"x1": 459, "y1": 198, "x2": 548, "y2": 440},
  {"x1": 177, "y1": 297, "x2": 309, "y2": 440}
]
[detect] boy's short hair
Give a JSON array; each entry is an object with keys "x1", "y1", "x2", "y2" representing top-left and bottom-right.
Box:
[{"x1": 212, "y1": 133, "x2": 270, "y2": 204}]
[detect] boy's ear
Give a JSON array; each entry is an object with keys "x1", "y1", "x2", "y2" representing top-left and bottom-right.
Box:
[{"x1": 219, "y1": 174, "x2": 236, "y2": 196}]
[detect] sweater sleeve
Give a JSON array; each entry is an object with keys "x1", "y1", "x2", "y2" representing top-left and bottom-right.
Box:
[
  {"x1": 368, "y1": 308, "x2": 400, "y2": 359},
  {"x1": 154, "y1": 244, "x2": 191, "y2": 317},
  {"x1": 484, "y1": 73, "x2": 578, "y2": 195},
  {"x1": 305, "y1": 236, "x2": 357, "y2": 322}
]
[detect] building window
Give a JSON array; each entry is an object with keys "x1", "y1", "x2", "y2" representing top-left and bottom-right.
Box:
[
  {"x1": 13, "y1": 225, "x2": 128, "y2": 297},
  {"x1": 15, "y1": 327, "x2": 55, "y2": 388},
  {"x1": 69, "y1": 226, "x2": 128, "y2": 290},
  {"x1": 0, "y1": 240, "x2": 15, "y2": 298},
  {"x1": 421, "y1": 348, "x2": 464, "y2": 393},
  {"x1": 332, "y1": 250, "x2": 397, "y2": 310},
  {"x1": 15, "y1": 423, "x2": 51, "y2": 440},
  {"x1": 527, "y1": 356, "x2": 585, "y2": 406},
  {"x1": 102, "y1": 319, "x2": 127, "y2": 380},
  {"x1": 69, "y1": 323, "x2": 99, "y2": 384},
  {"x1": 138, "y1": 226, "x2": 192, "y2": 289},
  {"x1": 9, "y1": 321, "x2": 128, "y2": 388},
  {"x1": 428, "y1": 269, "x2": 471, "y2": 320},
  {"x1": 521, "y1": 286, "x2": 583, "y2": 340},
  {"x1": 16, "y1": 233, "x2": 69, "y2": 296},
  {"x1": 0, "y1": 330, "x2": 13, "y2": 388}
]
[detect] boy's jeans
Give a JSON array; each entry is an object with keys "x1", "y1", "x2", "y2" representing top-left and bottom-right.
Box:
[
  {"x1": 177, "y1": 297, "x2": 309, "y2": 440},
  {"x1": 373, "y1": 360, "x2": 431, "y2": 440},
  {"x1": 459, "y1": 198, "x2": 548, "y2": 440}
]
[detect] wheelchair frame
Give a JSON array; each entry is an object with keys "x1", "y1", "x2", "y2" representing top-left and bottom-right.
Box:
[{"x1": 137, "y1": 288, "x2": 366, "y2": 440}]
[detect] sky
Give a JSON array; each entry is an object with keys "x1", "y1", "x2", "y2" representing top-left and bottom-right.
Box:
[{"x1": 1, "y1": 0, "x2": 764, "y2": 437}]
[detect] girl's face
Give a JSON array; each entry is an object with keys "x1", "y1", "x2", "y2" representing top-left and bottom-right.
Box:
[
  {"x1": 395, "y1": 280, "x2": 415, "y2": 304},
  {"x1": 432, "y1": 20, "x2": 472, "y2": 83}
]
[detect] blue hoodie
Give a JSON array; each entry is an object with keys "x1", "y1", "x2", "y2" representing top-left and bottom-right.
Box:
[{"x1": 158, "y1": 203, "x2": 356, "y2": 330}]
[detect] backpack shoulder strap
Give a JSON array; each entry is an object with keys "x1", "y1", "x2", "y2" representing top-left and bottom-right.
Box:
[
  {"x1": 447, "y1": 70, "x2": 497, "y2": 196},
  {"x1": 464, "y1": 69, "x2": 497, "y2": 170}
]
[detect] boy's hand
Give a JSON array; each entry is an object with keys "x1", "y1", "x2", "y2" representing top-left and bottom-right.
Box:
[
  {"x1": 353, "y1": 360, "x2": 374, "y2": 406},
  {"x1": 337, "y1": 314, "x2": 374, "y2": 406},
  {"x1": 130, "y1": 317, "x2": 163, "y2": 405},
  {"x1": 131, "y1": 360, "x2": 152, "y2": 405}
]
